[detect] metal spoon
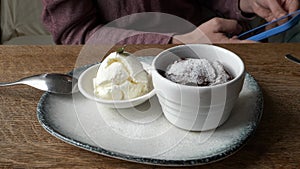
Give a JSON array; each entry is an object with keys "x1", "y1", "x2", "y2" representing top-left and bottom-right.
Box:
[
  {"x1": 285, "y1": 54, "x2": 300, "y2": 65},
  {"x1": 0, "y1": 74, "x2": 78, "y2": 94}
]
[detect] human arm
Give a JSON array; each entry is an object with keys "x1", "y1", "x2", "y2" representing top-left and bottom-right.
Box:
[
  {"x1": 42, "y1": 0, "x2": 173, "y2": 45},
  {"x1": 187, "y1": 0, "x2": 255, "y2": 43},
  {"x1": 205, "y1": 0, "x2": 256, "y2": 20},
  {"x1": 42, "y1": 0, "x2": 99, "y2": 44},
  {"x1": 172, "y1": 0, "x2": 298, "y2": 44},
  {"x1": 239, "y1": 0, "x2": 299, "y2": 21},
  {"x1": 172, "y1": 18, "x2": 253, "y2": 44}
]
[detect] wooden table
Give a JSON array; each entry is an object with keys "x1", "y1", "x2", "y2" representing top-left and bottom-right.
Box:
[{"x1": 0, "y1": 44, "x2": 299, "y2": 168}]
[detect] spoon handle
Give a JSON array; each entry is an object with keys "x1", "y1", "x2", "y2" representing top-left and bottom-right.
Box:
[
  {"x1": 285, "y1": 54, "x2": 300, "y2": 64},
  {"x1": 0, "y1": 81, "x2": 23, "y2": 87}
]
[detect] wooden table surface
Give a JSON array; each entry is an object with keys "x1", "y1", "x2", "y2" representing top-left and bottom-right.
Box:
[{"x1": 0, "y1": 44, "x2": 299, "y2": 168}]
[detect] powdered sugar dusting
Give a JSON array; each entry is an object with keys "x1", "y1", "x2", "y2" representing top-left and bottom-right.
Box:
[{"x1": 166, "y1": 58, "x2": 231, "y2": 86}]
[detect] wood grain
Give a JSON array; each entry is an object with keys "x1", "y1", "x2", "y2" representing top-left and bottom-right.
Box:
[{"x1": 0, "y1": 44, "x2": 299, "y2": 168}]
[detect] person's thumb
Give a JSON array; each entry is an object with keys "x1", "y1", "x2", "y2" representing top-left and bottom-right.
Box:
[{"x1": 214, "y1": 18, "x2": 243, "y2": 35}]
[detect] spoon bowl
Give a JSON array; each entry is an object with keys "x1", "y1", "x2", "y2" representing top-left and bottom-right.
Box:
[
  {"x1": 0, "y1": 73, "x2": 78, "y2": 94},
  {"x1": 78, "y1": 64, "x2": 155, "y2": 109}
]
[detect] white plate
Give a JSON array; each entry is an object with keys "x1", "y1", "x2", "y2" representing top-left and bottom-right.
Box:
[{"x1": 37, "y1": 57, "x2": 263, "y2": 166}]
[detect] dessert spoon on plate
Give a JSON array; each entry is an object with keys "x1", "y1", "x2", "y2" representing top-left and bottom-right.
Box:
[{"x1": 0, "y1": 73, "x2": 78, "y2": 94}]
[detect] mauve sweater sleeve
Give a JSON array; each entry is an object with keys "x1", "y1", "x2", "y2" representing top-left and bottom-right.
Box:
[
  {"x1": 207, "y1": 0, "x2": 254, "y2": 20},
  {"x1": 42, "y1": 0, "x2": 173, "y2": 45}
]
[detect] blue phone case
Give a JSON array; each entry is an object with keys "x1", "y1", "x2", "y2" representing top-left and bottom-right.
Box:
[{"x1": 238, "y1": 10, "x2": 300, "y2": 41}]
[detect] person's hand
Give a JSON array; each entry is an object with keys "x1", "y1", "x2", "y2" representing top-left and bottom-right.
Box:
[
  {"x1": 172, "y1": 18, "x2": 252, "y2": 44},
  {"x1": 240, "y1": 0, "x2": 299, "y2": 22}
]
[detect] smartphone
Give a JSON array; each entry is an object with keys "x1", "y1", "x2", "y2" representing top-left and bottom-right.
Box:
[{"x1": 238, "y1": 9, "x2": 300, "y2": 41}]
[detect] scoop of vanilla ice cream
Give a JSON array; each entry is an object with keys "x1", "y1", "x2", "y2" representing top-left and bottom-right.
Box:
[{"x1": 93, "y1": 52, "x2": 150, "y2": 100}]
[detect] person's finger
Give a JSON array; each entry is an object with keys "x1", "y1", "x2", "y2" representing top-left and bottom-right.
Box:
[
  {"x1": 214, "y1": 37, "x2": 258, "y2": 43},
  {"x1": 210, "y1": 33, "x2": 256, "y2": 43},
  {"x1": 230, "y1": 36, "x2": 258, "y2": 43},
  {"x1": 286, "y1": 0, "x2": 299, "y2": 13},
  {"x1": 265, "y1": 0, "x2": 287, "y2": 19},
  {"x1": 211, "y1": 18, "x2": 243, "y2": 34},
  {"x1": 239, "y1": 39, "x2": 258, "y2": 43},
  {"x1": 253, "y1": 7, "x2": 274, "y2": 21}
]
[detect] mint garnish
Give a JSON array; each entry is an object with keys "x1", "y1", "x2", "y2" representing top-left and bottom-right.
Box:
[{"x1": 116, "y1": 45, "x2": 130, "y2": 56}]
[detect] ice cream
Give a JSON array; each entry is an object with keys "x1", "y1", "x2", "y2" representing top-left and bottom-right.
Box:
[
  {"x1": 165, "y1": 58, "x2": 232, "y2": 86},
  {"x1": 93, "y1": 51, "x2": 150, "y2": 100}
]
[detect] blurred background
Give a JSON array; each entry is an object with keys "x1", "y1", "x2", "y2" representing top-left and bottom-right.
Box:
[{"x1": 0, "y1": 0, "x2": 54, "y2": 45}]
